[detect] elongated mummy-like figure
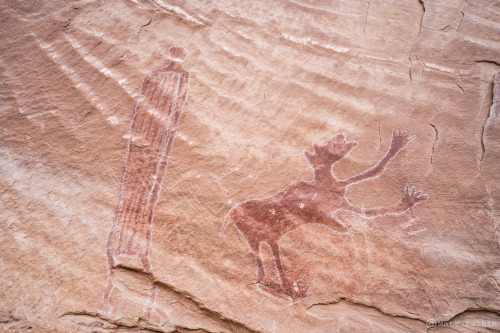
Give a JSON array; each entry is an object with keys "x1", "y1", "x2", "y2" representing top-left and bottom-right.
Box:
[
  {"x1": 102, "y1": 47, "x2": 189, "y2": 315},
  {"x1": 106, "y1": 46, "x2": 189, "y2": 272}
]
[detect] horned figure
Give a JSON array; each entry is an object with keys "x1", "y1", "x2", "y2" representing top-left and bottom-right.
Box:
[{"x1": 220, "y1": 131, "x2": 427, "y2": 300}]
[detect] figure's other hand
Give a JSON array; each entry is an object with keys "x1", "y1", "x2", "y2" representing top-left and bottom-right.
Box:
[
  {"x1": 292, "y1": 279, "x2": 309, "y2": 299},
  {"x1": 390, "y1": 130, "x2": 415, "y2": 154},
  {"x1": 401, "y1": 185, "x2": 428, "y2": 209}
]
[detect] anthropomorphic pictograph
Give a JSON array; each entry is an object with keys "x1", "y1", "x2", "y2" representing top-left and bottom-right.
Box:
[
  {"x1": 220, "y1": 131, "x2": 427, "y2": 300},
  {"x1": 101, "y1": 47, "x2": 190, "y2": 316}
]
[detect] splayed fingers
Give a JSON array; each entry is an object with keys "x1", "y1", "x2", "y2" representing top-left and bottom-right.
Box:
[
  {"x1": 390, "y1": 130, "x2": 415, "y2": 152},
  {"x1": 401, "y1": 185, "x2": 428, "y2": 208}
]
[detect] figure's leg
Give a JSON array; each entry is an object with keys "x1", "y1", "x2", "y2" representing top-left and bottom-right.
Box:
[
  {"x1": 248, "y1": 241, "x2": 285, "y2": 293},
  {"x1": 100, "y1": 270, "x2": 116, "y2": 315},
  {"x1": 248, "y1": 241, "x2": 265, "y2": 283},
  {"x1": 268, "y1": 242, "x2": 291, "y2": 289},
  {"x1": 269, "y1": 242, "x2": 308, "y2": 299},
  {"x1": 143, "y1": 281, "x2": 157, "y2": 319},
  {"x1": 140, "y1": 255, "x2": 152, "y2": 273}
]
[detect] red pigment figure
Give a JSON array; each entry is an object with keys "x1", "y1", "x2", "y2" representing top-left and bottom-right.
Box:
[
  {"x1": 101, "y1": 47, "x2": 189, "y2": 315},
  {"x1": 220, "y1": 131, "x2": 427, "y2": 300}
]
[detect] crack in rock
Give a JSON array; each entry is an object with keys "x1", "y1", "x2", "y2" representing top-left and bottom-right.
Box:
[
  {"x1": 480, "y1": 71, "x2": 500, "y2": 162},
  {"x1": 429, "y1": 123, "x2": 438, "y2": 165}
]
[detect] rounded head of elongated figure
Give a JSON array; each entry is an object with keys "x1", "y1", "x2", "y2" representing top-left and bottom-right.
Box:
[{"x1": 169, "y1": 46, "x2": 187, "y2": 62}]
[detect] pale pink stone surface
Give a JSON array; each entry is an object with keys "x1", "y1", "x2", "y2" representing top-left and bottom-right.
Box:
[{"x1": 1, "y1": 0, "x2": 499, "y2": 332}]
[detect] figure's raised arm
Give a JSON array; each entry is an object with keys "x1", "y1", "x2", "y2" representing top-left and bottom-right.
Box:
[
  {"x1": 344, "y1": 131, "x2": 414, "y2": 185},
  {"x1": 339, "y1": 185, "x2": 427, "y2": 218}
]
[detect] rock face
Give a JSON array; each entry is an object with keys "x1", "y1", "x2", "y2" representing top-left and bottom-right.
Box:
[{"x1": 1, "y1": 0, "x2": 499, "y2": 332}]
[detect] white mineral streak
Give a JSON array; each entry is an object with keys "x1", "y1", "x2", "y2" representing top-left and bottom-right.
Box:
[
  {"x1": 281, "y1": 33, "x2": 349, "y2": 53},
  {"x1": 152, "y1": 0, "x2": 204, "y2": 26}
]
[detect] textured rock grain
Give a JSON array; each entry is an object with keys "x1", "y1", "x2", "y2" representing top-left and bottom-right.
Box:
[{"x1": 1, "y1": 0, "x2": 500, "y2": 332}]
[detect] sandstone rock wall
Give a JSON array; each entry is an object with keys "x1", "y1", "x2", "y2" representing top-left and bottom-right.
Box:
[{"x1": 1, "y1": 0, "x2": 499, "y2": 332}]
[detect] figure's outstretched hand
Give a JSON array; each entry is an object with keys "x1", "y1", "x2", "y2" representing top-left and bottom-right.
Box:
[
  {"x1": 401, "y1": 185, "x2": 428, "y2": 209},
  {"x1": 390, "y1": 130, "x2": 415, "y2": 154},
  {"x1": 292, "y1": 279, "x2": 309, "y2": 299}
]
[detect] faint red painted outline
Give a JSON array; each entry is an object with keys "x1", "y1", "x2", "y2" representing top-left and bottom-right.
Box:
[{"x1": 100, "y1": 47, "x2": 190, "y2": 317}]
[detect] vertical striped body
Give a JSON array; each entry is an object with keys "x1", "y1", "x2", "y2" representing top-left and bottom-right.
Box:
[{"x1": 106, "y1": 62, "x2": 189, "y2": 272}]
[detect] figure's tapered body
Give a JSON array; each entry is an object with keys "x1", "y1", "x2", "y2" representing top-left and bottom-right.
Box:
[
  {"x1": 106, "y1": 61, "x2": 189, "y2": 273},
  {"x1": 221, "y1": 131, "x2": 427, "y2": 300},
  {"x1": 101, "y1": 47, "x2": 189, "y2": 317}
]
